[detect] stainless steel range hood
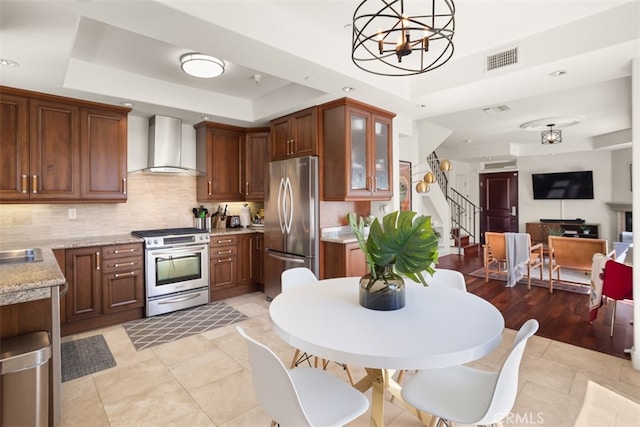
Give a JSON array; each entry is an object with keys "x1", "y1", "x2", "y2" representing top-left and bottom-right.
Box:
[{"x1": 143, "y1": 115, "x2": 199, "y2": 174}]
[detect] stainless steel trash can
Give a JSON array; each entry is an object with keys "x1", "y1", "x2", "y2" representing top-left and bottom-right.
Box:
[{"x1": 0, "y1": 331, "x2": 52, "y2": 426}]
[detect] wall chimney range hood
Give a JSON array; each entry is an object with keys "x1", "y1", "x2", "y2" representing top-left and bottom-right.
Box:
[{"x1": 143, "y1": 115, "x2": 200, "y2": 175}]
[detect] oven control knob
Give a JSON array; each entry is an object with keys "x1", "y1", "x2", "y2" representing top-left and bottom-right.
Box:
[{"x1": 153, "y1": 239, "x2": 159, "y2": 245}]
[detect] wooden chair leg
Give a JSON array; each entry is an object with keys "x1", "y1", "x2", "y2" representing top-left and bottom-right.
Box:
[
  {"x1": 290, "y1": 349, "x2": 301, "y2": 369},
  {"x1": 344, "y1": 364, "x2": 356, "y2": 386},
  {"x1": 610, "y1": 300, "x2": 617, "y2": 337},
  {"x1": 396, "y1": 369, "x2": 406, "y2": 384}
]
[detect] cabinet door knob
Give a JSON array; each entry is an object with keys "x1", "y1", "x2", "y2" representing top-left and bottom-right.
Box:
[
  {"x1": 31, "y1": 175, "x2": 38, "y2": 193},
  {"x1": 207, "y1": 181, "x2": 212, "y2": 196},
  {"x1": 122, "y1": 177, "x2": 127, "y2": 194},
  {"x1": 96, "y1": 251, "x2": 101, "y2": 270},
  {"x1": 21, "y1": 175, "x2": 28, "y2": 194}
]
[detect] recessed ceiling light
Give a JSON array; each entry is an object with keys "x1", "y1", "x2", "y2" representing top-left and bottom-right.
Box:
[
  {"x1": 120, "y1": 101, "x2": 134, "y2": 107},
  {"x1": 482, "y1": 105, "x2": 510, "y2": 114},
  {"x1": 464, "y1": 139, "x2": 472, "y2": 144},
  {"x1": 180, "y1": 53, "x2": 225, "y2": 78},
  {"x1": 549, "y1": 70, "x2": 567, "y2": 77},
  {"x1": 0, "y1": 58, "x2": 19, "y2": 67},
  {"x1": 415, "y1": 104, "x2": 426, "y2": 108},
  {"x1": 201, "y1": 116, "x2": 211, "y2": 121},
  {"x1": 342, "y1": 86, "x2": 355, "y2": 92}
]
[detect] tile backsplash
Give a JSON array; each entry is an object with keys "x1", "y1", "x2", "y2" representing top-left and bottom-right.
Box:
[{"x1": 0, "y1": 174, "x2": 262, "y2": 245}]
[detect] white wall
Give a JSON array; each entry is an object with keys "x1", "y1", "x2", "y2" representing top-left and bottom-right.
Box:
[
  {"x1": 611, "y1": 147, "x2": 633, "y2": 202},
  {"x1": 462, "y1": 149, "x2": 623, "y2": 243}
]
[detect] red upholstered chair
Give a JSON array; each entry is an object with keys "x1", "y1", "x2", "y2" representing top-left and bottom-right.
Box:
[{"x1": 602, "y1": 260, "x2": 633, "y2": 337}]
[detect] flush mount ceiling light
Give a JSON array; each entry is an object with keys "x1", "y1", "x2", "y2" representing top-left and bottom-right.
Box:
[
  {"x1": 541, "y1": 124, "x2": 562, "y2": 145},
  {"x1": 351, "y1": 0, "x2": 455, "y2": 76},
  {"x1": 180, "y1": 53, "x2": 225, "y2": 78}
]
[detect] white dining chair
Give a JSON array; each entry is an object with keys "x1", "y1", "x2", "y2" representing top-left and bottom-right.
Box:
[
  {"x1": 396, "y1": 268, "x2": 468, "y2": 386},
  {"x1": 428, "y1": 268, "x2": 467, "y2": 291},
  {"x1": 237, "y1": 326, "x2": 369, "y2": 427},
  {"x1": 401, "y1": 319, "x2": 539, "y2": 427},
  {"x1": 281, "y1": 267, "x2": 319, "y2": 369},
  {"x1": 281, "y1": 267, "x2": 356, "y2": 385}
]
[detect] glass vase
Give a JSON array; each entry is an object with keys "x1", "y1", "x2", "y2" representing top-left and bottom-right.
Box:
[{"x1": 359, "y1": 264, "x2": 405, "y2": 311}]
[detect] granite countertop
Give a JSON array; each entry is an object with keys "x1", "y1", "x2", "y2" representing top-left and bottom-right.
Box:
[
  {"x1": 210, "y1": 226, "x2": 264, "y2": 236},
  {"x1": 321, "y1": 225, "x2": 358, "y2": 244},
  {"x1": 0, "y1": 234, "x2": 141, "y2": 305},
  {"x1": 0, "y1": 249, "x2": 65, "y2": 305},
  {"x1": 0, "y1": 229, "x2": 264, "y2": 305}
]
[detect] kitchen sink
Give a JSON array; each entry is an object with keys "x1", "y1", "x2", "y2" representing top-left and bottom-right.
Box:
[{"x1": 0, "y1": 248, "x2": 44, "y2": 265}]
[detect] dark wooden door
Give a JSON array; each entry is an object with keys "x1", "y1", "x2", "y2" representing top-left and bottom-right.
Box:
[{"x1": 479, "y1": 171, "x2": 519, "y2": 243}]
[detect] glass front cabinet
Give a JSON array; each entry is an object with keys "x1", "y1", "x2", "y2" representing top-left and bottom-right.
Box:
[{"x1": 321, "y1": 98, "x2": 394, "y2": 201}]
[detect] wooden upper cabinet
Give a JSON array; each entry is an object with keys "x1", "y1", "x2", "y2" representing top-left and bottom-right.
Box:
[
  {"x1": 0, "y1": 93, "x2": 29, "y2": 201},
  {"x1": 270, "y1": 106, "x2": 318, "y2": 160},
  {"x1": 30, "y1": 98, "x2": 81, "y2": 200},
  {"x1": 321, "y1": 97, "x2": 395, "y2": 201},
  {"x1": 244, "y1": 130, "x2": 269, "y2": 200},
  {"x1": 80, "y1": 108, "x2": 128, "y2": 201},
  {"x1": 0, "y1": 86, "x2": 130, "y2": 203},
  {"x1": 196, "y1": 122, "x2": 244, "y2": 202}
]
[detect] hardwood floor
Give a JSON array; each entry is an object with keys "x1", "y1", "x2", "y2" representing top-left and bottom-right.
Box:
[{"x1": 437, "y1": 252, "x2": 634, "y2": 360}]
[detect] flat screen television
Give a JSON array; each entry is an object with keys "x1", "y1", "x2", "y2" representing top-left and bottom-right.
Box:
[{"x1": 531, "y1": 171, "x2": 594, "y2": 200}]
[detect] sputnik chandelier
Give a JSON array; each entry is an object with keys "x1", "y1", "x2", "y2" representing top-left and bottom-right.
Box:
[{"x1": 351, "y1": 0, "x2": 455, "y2": 76}]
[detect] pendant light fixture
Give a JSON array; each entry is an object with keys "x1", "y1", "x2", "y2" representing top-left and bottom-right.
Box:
[
  {"x1": 180, "y1": 53, "x2": 225, "y2": 78},
  {"x1": 541, "y1": 124, "x2": 562, "y2": 145},
  {"x1": 351, "y1": 0, "x2": 455, "y2": 76}
]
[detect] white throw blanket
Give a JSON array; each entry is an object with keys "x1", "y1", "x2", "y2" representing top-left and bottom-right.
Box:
[
  {"x1": 505, "y1": 232, "x2": 530, "y2": 287},
  {"x1": 589, "y1": 252, "x2": 610, "y2": 322}
]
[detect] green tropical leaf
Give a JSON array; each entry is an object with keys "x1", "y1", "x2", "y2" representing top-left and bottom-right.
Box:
[{"x1": 349, "y1": 210, "x2": 440, "y2": 286}]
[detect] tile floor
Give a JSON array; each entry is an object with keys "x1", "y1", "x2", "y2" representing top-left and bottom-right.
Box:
[{"x1": 60, "y1": 292, "x2": 640, "y2": 427}]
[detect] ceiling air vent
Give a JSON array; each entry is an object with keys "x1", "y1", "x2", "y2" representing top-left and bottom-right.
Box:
[
  {"x1": 482, "y1": 160, "x2": 517, "y2": 171},
  {"x1": 486, "y1": 47, "x2": 519, "y2": 71}
]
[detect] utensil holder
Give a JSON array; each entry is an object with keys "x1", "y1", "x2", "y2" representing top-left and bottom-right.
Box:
[{"x1": 194, "y1": 218, "x2": 206, "y2": 230}]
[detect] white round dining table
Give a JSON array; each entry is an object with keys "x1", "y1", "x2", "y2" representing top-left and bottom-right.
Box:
[{"x1": 269, "y1": 277, "x2": 505, "y2": 427}]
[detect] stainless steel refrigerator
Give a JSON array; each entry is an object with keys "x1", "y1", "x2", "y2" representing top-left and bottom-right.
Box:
[{"x1": 264, "y1": 156, "x2": 319, "y2": 299}]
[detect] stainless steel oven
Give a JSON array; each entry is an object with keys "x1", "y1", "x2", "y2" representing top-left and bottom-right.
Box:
[{"x1": 132, "y1": 228, "x2": 210, "y2": 317}]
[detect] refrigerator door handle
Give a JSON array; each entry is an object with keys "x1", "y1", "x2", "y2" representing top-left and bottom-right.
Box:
[
  {"x1": 277, "y1": 177, "x2": 286, "y2": 233},
  {"x1": 284, "y1": 177, "x2": 293, "y2": 234},
  {"x1": 267, "y1": 252, "x2": 306, "y2": 264}
]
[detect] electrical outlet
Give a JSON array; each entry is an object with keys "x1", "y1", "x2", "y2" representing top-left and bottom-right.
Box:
[{"x1": 68, "y1": 208, "x2": 76, "y2": 219}]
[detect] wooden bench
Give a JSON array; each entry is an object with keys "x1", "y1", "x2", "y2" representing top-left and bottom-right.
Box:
[{"x1": 547, "y1": 236, "x2": 614, "y2": 293}]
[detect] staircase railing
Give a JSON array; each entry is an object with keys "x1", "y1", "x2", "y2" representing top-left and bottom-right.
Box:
[
  {"x1": 448, "y1": 188, "x2": 479, "y2": 254},
  {"x1": 425, "y1": 152, "x2": 480, "y2": 254},
  {"x1": 426, "y1": 152, "x2": 448, "y2": 199}
]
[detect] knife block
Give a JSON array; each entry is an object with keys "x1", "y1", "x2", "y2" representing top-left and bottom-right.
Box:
[{"x1": 215, "y1": 217, "x2": 226, "y2": 229}]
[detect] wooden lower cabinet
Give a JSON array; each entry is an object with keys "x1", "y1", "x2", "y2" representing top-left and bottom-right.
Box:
[
  {"x1": 253, "y1": 234, "x2": 264, "y2": 285},
  {"x1": 323, "y1": 242, "x2": 368, "y2": 278},
  {"x1": 65, "y1": 246, "x2": 102, "y2": 322},
  {"x1": 101, "y1": 243, "x2": 144, "y2": 314},
  {"x1": 209, "y1": 233, "x2": 261, "y2": 301},
  {"x1": 59, "y1": 243, "x2": 144, "y2": 336}
]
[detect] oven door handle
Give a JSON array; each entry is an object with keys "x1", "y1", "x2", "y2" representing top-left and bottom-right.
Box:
[
  {"x1": 157, "y1": 292, "x2": 203, "y2": 304},
  {"x1": 148, "y1": 245, "x2": 208, "y2": 257}
]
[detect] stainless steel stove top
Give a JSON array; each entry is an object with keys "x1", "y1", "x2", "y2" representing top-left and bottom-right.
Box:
[{"x1": 132, "y1": 227, "x2": 209, "y2": 248}]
